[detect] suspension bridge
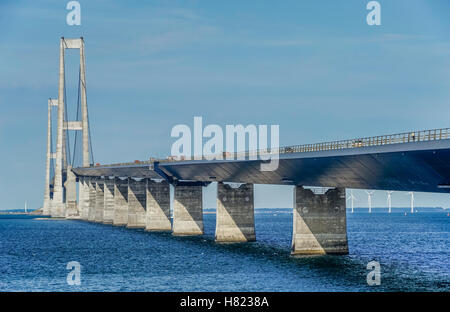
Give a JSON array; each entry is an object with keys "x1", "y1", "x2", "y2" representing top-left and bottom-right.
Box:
[{"x1": 43, "y1": 37, "x2": 450, "y2": 255}]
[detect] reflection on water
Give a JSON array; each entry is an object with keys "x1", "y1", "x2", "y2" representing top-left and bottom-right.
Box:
[{"x1": 0, "y1": 211, "x2": 449, "y2": 291}]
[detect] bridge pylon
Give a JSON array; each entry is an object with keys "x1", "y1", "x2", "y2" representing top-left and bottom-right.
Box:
[{"x1": 43, "y1": 37, "x2": 92, "y2": 218}]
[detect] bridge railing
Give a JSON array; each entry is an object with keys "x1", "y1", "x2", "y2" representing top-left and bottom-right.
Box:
[
  {"x1": 90, "y1": 127, "x2": 450, "y2": 167},
  {"x1": 199, "y1": 127, "x2": 450, "y2": 159}
]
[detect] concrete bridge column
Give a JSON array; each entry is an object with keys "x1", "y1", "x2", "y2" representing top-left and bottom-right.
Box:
[
  {"x1": 65, "y1": 166, "x2": 79, "y2": 218},
  {"x1": 87, "y1": 178, "x2": 97, "y2": 221},
  {"x1": 113, "y1": 177, "x2": 128, "y2": 226},
  {"x1": 145, "y1": 180, "x2": 171, "y2": 231},
  {"x1": 94, "y1": 178, "x2": 104, "y2": 223},
  {"x1": 79, "y1": 176, "x2": 90, "y2": 220},
  {"x1": 173, "y1": 185, "x2": 203, "y2": 235},
  {"x1": 291, "y1": 186, "x2": 348, "y2": 255},
  {"x1": 45, "y1": 200, "x2": 53, "y2": 218},
  {"x1": 52, "y1": 202, "x2": 66, "y2": 218},
  {"x1": 215, "y1": 183, "x2": 255, "y2": 242},
  {"x1": 127, "y1": 178, "x2": 147, "y2": 228},
  {"x1": 50, "y1": 194, "x2": 66, "y2": 218},
  {"x1": 103, "y1": 177, "x2": 115, "y2": 224}
]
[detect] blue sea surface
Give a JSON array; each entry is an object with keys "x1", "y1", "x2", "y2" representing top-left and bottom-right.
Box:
[{"x1": 0, "y1": 211, "x2": 449, "y2": 291}]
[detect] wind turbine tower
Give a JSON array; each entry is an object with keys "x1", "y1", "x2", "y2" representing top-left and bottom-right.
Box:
[
  {"x1": 407, "y1": 192, "x2": 415, "y2": 214},
  {"x1": 366, "y1": 190, "x2": 374, "y2": 213},
  {"x1": 387, "y1": 191, "x2": 394, "y2": 213},
  {"x1": 347, "y1": 189, "x2": 356, "y2": 213}
]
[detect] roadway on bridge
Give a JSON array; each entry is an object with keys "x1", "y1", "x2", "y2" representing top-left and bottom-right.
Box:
[{"x1": 72, "y1": 139, "x2": 450, "y2": 193}]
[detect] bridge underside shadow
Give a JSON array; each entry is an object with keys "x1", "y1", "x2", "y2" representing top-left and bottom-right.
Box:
[{"x1": 157, "y1": 140, "x2": 450, "y2": 193}]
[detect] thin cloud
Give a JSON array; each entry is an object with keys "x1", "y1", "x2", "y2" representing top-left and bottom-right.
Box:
[
  {"x1": 251, "y1": 39, "x2": 311, "y2": 47},
  {"x1": 370, "y1": 33, "x2": 432, "y2": 42},
  {"x1": 137, "y1": 25, "x2": 219, "y2": 53}
]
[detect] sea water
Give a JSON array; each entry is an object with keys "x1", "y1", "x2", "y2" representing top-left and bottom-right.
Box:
[{"x1": 0, "y1": 210, "x2": 449, "y2": 291}]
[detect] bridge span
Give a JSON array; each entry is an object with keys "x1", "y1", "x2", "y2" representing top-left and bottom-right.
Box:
[
  {"x1": 75, "y1": 130, "x2": 450, "y2": 193},
  {"x1": 70, "y1": 128, "x2": 450, "y2": 255},
  {"x1": 43, "y1": 37, "x2": 450, "y2": 256}
]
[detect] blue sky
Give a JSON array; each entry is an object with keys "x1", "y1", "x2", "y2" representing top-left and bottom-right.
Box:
[{"x1": 1, "y1": 0, "x2": 450, "y2": 210}]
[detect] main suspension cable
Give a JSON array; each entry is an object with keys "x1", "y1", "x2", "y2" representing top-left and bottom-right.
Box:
[
  {"x1": 71, "y1": 66, "x2": 82, "y2": 167},
  {"x1": 63, "y1": 61, "x2": 71, "y2": 167}
]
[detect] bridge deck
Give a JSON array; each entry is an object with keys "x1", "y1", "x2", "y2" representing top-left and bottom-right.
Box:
[{"x1": 72, "y1": 129, "x2": 450, "y2": 193}]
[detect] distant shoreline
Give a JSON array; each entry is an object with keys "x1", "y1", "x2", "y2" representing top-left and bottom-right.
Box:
[
  {"x1": 0, "y1": 208, "x2": 43, "y2": 216},
  {"x1": 1, "y1": 207, "x2": 448, "y2": 216}
]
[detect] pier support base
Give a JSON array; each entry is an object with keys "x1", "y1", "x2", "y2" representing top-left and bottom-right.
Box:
[
  {"x1": 291, "y1": 186, "x2": 348, "y2": 255},
  {"x1": 127, "y1": 178, "x2": 146, "y2": 228},
  {"x1": 87, "y1": 178, "x2": 97, "y2": 221},
  {"x1": 65, "y1": 166, "x2": 79, "y2": 218},
  {"x1": 146, "y1": 180, "x2": 171, "y2": 231},
  {"x1": 79, "y1": 177, "x2": 89, "y2": 220},
  {"x1": 113, "y1": 178, "x2": 128, "y2": 226},
  {"x1": 173, "y1": 185, "x2": 203, "y2": 235},
  {"x1": 94, "y1": 179, "x2": 105, "y2": 223},
  {"x1": 42, "y1": 199, "x2": 51, "y2": 216},
  {"x1": 44, "y1": 200, "x2": 53, "y2": 217},
  {"x1": 103, "y1": 178, "x2": 114, "y2": 224},
  {"x1": 215, "y1": 183, "x2": 255, "y2": 242},
  {"x1": 51, "y1": 202, "x2": 65, "y2": 218}
]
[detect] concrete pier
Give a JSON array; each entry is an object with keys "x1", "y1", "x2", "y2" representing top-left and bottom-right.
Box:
[
  {"x1": 103, "y1": 178, "x2": 115, "y2": 224},
  {"x1": 173, "y1": 185, "x2": 203, "y2": 235},
  {"x1": 216, "y1": 183, "x2": 255, "y2": 242},
  {"x1": 94, "y1": 179, "x2": 105, "y2": 222},
  {"x1": 51, "y1": 200, "x2": 66, "y2": 218},
  {"x1": 145, "y1": 180, "x2": 171, "y2": 231},
  {"x1": 43, "y1": 98, "x2": 53, "y2": 216},
  {"x1": 51, "y1": 202, "x2": 64, "y2": 218},
  {"x1": 127, "y1": 178, "x2": 147, "y2": 228},
  {"x1": 87, "y1": 178, "x2": 97, "y2": 221},
  {"x1": 51, "y1": 39, "x2": 66, "y2": 218},
  {"x1": 291, "y1": 186, "x2": 348, "y2": 255},
  {"x1": 113, "y1": 178, "x2": 128, "y2": 226},
  {"x1": 65, "y1": 166, "x2": 79, "y2": 218},
  {"x1": 79, "y1": 176, "x2": 90, "y2": 220}
]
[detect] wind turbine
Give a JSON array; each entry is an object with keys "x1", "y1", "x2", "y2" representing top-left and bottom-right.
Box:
[
  {"x1": 347, "y1": 189, "x2": 356, "y2": 213},
  {"x1": 407, "y1": 192, "x2": 415, "y2": 214},
  {"x1": 386, "y1": 191, "x2": 394, "y2": 214},
  {"x1": 366, "y1": 190, "x2": 374, "y2": 213}
]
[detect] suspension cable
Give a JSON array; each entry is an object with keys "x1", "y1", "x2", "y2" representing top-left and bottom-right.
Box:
[
  {"x1": 82, "y1": 66, "x2": 94, "y2": 165},
  {"x1": 50, "y1": 105, "x2": 55, "y2": 180},
  {"x1": 71, "y1": 66, "x2": 81, "y2": 166},
  {"x1": 63, "y1": 61, "x2": 71, "y2": 166}
]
